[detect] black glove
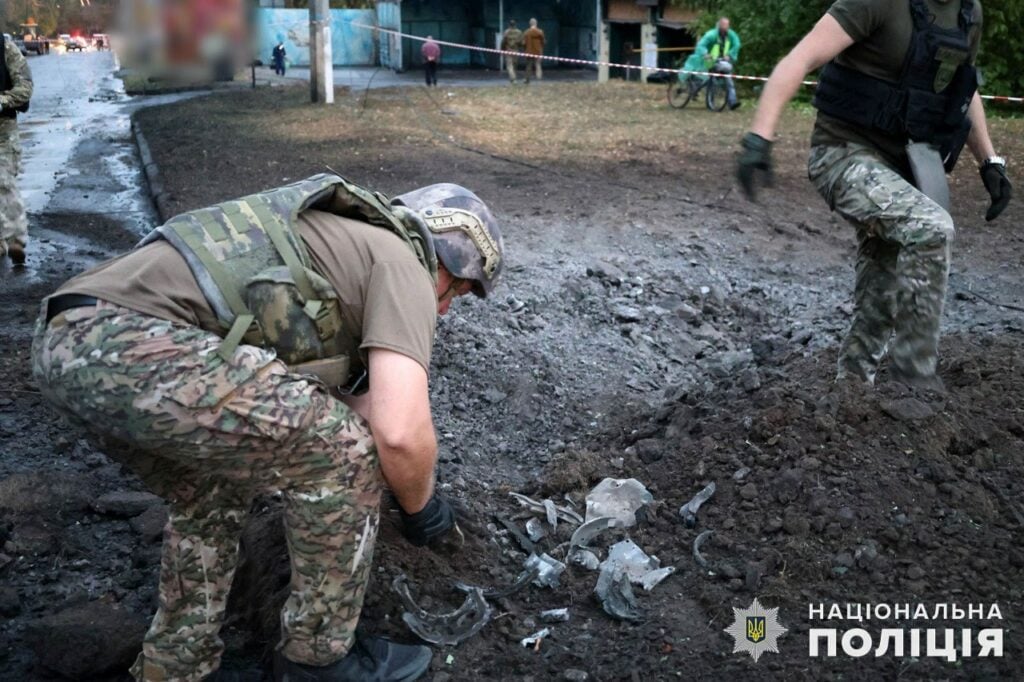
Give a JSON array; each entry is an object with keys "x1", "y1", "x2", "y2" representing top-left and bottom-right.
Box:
[
  {"x1": 737, "y1": 132, "x2": 773, "y2": 201},
  {"x1": 980, "y1": 160, "x2": 1012, "y2": 222},
  {"x1": 399, "y1": 494, "x2": 456, "y2": 547}
]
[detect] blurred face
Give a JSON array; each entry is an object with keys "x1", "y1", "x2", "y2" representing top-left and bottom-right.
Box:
[
  {"x1": 435, "y1": 266, "x2": 474, "y2": 315},
  {"x1": 718, "y1": 18, "x2": 730, "y2": 33}
]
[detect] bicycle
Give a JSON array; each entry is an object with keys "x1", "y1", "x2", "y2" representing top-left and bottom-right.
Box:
[{"x1": 667, "y1": 59, "x2": 732, "y2": 112}]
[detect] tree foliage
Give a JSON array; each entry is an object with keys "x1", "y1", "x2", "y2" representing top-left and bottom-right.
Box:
[
  {"x1": 2, "y1": 0, "x2": 116, "y2": 38},
  {"x1": 679, "y1": 0, "x2": 1024, "y2": 98}
]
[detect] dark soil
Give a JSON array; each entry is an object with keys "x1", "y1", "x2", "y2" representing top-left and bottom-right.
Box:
[{"x1": 2, "y1": 81, "x2": 1024, "y2": 680}]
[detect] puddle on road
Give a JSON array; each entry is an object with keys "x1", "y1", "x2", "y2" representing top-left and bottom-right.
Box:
[{"x1": 10, "y1": 52, "x2": 203, "y2": 284}]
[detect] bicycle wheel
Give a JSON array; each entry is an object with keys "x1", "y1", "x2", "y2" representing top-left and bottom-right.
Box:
[
  {"x1": 706, "y1": 76, "x2": 729, "y2": 112},
  {"x1": 667, "y1": 77, "x2": 696, "y2": 109}
]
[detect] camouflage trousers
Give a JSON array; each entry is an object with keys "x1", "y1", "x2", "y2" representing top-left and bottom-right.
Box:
[
  {"x1": 808, "y1": 144, "x2": 954, "y2": 384},
  {"x1": 0, "y1": 119, "x2": 28, "y2": 248},
  {"x1": 31, "y1": 301, "x2": 383, "y2": 681}
]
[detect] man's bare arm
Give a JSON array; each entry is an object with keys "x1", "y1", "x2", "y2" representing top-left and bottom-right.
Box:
[
  {"x1": 367, "y1": 348, "x2": 437, "y2": 513},
  {"x1": 966, "y1": 91, "x2": 997, "y2": 163},
  {"x1": 750, "y1": 14, "x2": 855, "y2": 140}
]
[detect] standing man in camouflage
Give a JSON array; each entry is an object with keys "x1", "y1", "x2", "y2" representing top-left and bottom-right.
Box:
[
  {"x1": 501, "y1": 20, "x2": 523, "y2": 84},
  {"x1": 32, "y1": 175, "x2": 504, "y2": 681},
  {"x1": 0, "y1": 32, "x2": 32, "y2": 265},
  {"x1": 738, "y1": 0, "x2": 1011, "y2": 392}
]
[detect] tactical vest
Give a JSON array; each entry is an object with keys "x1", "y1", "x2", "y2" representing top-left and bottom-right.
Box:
[
  {"x1": 138, "y1": 173, "x2": 438, "y2": 385},
  {"x1": 813, "y1": 0, "x2": 978, "y2": 171},
  {"x1": 708, "y1": 35, "x2": 733, "y2": 61}
]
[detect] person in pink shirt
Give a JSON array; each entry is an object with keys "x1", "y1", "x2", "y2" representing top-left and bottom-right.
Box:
[{"x1": 421, "y1": 36, "x2": 440, "y2": 87}]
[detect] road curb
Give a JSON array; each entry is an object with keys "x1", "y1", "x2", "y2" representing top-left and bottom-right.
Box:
[{"x1": 131, "y1": 118, "x2": 171, "y2": 222}]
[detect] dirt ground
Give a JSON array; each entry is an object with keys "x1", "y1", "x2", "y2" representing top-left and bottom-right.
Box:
[{"x1": 3, "y1": 79, "x2": 1024, "y2": 680}]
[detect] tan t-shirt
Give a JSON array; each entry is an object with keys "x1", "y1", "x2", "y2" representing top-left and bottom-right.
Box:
[
  {"x1": 53, "y1": 210, "x2": 438, "y2": 371},
  {"x1": 811, "y1": 0, "x2": 983, "y2": 171}
]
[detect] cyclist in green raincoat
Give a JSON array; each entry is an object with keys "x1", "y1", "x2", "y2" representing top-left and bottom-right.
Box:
[{"x1": 683, "y1": 17, "x2": 742, "y2": 110}]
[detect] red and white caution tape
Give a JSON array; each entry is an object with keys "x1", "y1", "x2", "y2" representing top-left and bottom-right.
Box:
[{"x1": 350, "y1": 22, "x2": 1021, "y2": 104}]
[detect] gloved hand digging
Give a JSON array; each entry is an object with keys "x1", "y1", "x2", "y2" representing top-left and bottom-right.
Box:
[
  {"x1": 400, "y1": 493, "x2": 458, "y2": 547},
  {"x1": 737, "y1": 132, "x2": 774, "y2": 201},
  {"x1": 980, "y1": 159, "x2": 1012, "y2": 221}
]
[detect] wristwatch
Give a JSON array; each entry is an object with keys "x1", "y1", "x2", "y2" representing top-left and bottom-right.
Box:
[{"x1": 983, "y1": 155, "x2": 1006, "y2": 167}]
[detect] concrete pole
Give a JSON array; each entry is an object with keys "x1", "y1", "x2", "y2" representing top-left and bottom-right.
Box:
[
  {"x1": 309, "y1": 0, "x2": 334, "y2": 104},
  {"x1": 598, "y1": 21, "x2": 610, "y2": 83},
  {"x1": 498, "y1": 0, "x2": 504, "y2": 73},
  {"x1": 640, "y1": 22, "x2": 655, "y2": 84}
]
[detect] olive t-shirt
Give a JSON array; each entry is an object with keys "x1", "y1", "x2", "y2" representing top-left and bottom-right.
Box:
[
  {"x1": 811, "y1": 0, "x2": 983, "y2": 171},
  {"x1": 52, "y1": 210, "x2": 438, "y2": 372}
]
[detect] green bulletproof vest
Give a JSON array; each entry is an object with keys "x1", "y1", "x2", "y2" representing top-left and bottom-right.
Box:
[{"x1": 138, "y1": 173, "x2": 438, "y2": 382}]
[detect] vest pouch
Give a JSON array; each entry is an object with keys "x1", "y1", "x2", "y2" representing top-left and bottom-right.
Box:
[
  {"x1": 904, "y1": 88, "x2": 946, "y2": 141},
  {"x1": 245, "y1": 265, "x2": 343, "y2": 366}
]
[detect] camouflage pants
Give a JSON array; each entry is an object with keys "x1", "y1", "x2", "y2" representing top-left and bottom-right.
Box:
[
  {"x1": 0, "y1": 119, "x2": 28, "y2": 247},
  {"x1": 808, "y1": 144, "x2": 954, "y2": 383},
  {"x1": 31, "y1": 301, "x2": 383, "y2": 681}
]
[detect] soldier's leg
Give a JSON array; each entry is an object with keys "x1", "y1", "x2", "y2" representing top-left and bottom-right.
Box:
[
  {"x1": 0, "y1": 120, "x2": 28, "y2": 253},
  {"x1": 809, "y1": 145, "x2": 953, "y2": 382},
  {"x1": 837, "y1": 233, "x2": 899, "y2": 383},
  {"x1": 130, "y1": 462, "x2": 249, "y2": 681},
  {"x1": 275, "y1": 395, "x2": 383, "y2": 664},
  {"x1": 506, "y1": 58, "x2": 517, "y2": 82}
]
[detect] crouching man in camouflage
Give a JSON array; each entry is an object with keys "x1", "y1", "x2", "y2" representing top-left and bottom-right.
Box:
[
  {"x1": 737, "y1": 0, "x2": 1012, "y2": 392},
  {"x1": 31, "y1": 175, "x2": 504, "y2": 681}
]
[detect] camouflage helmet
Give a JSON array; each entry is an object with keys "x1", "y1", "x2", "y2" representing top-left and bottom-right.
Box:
[{"x1": 391, "y1": 183, "x2": 504, "y2": 298}]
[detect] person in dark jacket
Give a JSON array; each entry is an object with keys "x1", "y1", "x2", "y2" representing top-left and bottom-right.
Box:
[{"x1": 272, "y1": 40, "x2": 287, "y2": 77}]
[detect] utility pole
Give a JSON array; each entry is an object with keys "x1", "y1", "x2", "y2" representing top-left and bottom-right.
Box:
[{"x1": 309, "y1": 0, "x2": 334, "y2": 104}]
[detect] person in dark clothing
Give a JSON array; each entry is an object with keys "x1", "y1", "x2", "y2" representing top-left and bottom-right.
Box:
[{"x1": 272, "y1": 40, "x2": 287, "y2": 77}]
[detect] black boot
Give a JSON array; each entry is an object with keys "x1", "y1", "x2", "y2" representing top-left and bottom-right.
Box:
[{"x1": 274, "y1": 636, "x2": 432, "y2": 682}]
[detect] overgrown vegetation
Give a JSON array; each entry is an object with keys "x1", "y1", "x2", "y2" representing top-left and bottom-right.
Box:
[{"x1": 679, "y1": 0, "x2": 1024, "y2": 98}]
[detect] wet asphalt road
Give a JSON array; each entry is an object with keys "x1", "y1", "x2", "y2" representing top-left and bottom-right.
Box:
[{"x1": 5, "y1": 50, "x2": 201, "y2": 284}]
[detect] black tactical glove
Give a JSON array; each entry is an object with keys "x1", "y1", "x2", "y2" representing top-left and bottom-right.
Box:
[
  {"x1": 980, "y1": 160, "x2": 1012, "y2": 222},
  {"x1": 737, "y1": 132, "x2": 774, "y2": 201},
  {"x1": 399, "y1": 494, "x2": 456, "y2": 547}
]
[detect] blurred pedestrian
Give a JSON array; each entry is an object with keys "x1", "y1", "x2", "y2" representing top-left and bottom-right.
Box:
[
  {"x1": 272, "y1": 39, "x2": 287, "y2": 77},
  {"x1": 501, "y1": 20, "x2": 523, "y2": 83},
  {"x1": 0, "y1": 32, "x2": 32, "y2": 266},
  {"x1": 523, "y1": 18, "x2": 545, "y2": 83},
  {"x1": 422, "y1": 35, "x2": 440, "y2": 87}
]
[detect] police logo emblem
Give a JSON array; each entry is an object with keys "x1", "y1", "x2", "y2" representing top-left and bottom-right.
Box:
[{"x1": 724, "y1": 598, "x2": 787, "y2": 662}]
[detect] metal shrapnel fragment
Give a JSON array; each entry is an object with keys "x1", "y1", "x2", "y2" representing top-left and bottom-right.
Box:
[
  {"x1": 520, "y1": 627, "x2": 551, "y2": 648},
  {"x1": 569, "y1": 516, "x2": 622, "y2": 550},
  {"x1": 525, "y1": 552, "x2": 566, "y2": 589},
  {"x1": 584, "y1": 478, "x2": 654, "y2": 527},
  {"x1": 392, "y1": 574, "x2": 493, "y2": 646},
  {"x1": 540, "y1": 608, "x2": 570, "y2": 623},
  {"x1": 525, "y1": 517, "x2": 547, "y2": 542},
  {"x1": 594, "y1": 567, "x2": 644, "y2": 622},
  {"x1": 568, "y1": 548, "x2": 600, "y2": 571},
  {"x1": 452, "y1": 565, "x2": 539, "y2": 600},
  {"x1": 679, "y1": 482, "x2": 716, "y2": 528},
  {"x1": 693, "y1": 530, "x2": 715, "y2": 571}
]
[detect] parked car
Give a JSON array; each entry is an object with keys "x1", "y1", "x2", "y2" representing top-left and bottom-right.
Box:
[{"x1": 59, "y1": 34, "x2": 87, "y2": 52}]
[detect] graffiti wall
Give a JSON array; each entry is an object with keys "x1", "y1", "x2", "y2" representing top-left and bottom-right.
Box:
[{"x1": 256, "y1": 8, "x2": 375, "y2": 67}]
